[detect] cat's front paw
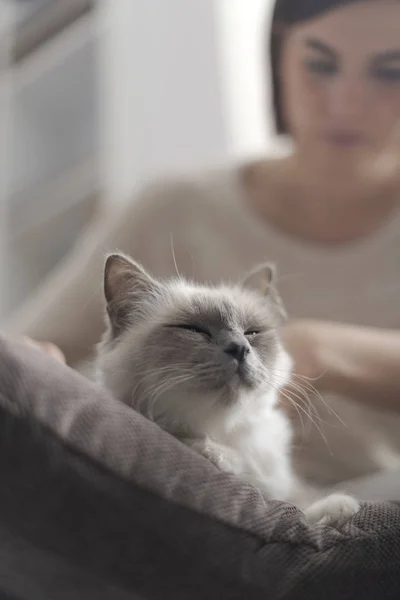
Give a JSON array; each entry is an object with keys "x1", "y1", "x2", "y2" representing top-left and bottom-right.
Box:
[
  {"x1": 188, "y1": 439, "x2": 243, "y2": 475},
  {"x1": 304, "y1": 493, "x2": 360, "y2": 527}
]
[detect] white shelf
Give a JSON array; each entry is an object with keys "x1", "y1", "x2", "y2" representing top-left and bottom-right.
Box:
[
  {"x1": 10, "y1": 0, "x2": 54, "y2": 27},
  {"x1": 11, "y1": 0, "x2": 93, "y2": 62},
  {"x1": 1, "y1": 0, "x2": 101, "y2": 314},
  {"x1": 0, "y1": 1, "x2": 15, "y2": 34},
  {"x1": 13, "y1": 9, "x2": 96, "y2": 90},
  {"x1": 5, "y1": 188, "x2": 99, "y2": 316},
  {"x1": 8, "y1": 157, "x2": 100, "y2": 240},
  {"x1": 9, "y1": 13, "x2": 99, "y2": 203}
]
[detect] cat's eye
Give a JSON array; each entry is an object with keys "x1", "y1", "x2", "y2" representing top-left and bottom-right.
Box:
[
  {"x1": 245, "y1": 329, "x2": 261, "y2": 337},
  {"x1": 174, "y1": 324, "x2": 210, "y2": 336}
]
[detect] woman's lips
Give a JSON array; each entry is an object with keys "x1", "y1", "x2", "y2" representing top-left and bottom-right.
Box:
[{"x1": 323, "y1": 130, "x2": 365, "y2": 147}]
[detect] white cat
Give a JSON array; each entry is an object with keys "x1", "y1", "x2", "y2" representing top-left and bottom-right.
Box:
[{"x1": 96, "y1": 253, "x2": 359, "y2": 526}]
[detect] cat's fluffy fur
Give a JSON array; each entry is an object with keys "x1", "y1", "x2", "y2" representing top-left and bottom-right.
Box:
[{"x1": 96, "y1": 253, "x2": 359, "y2": 526}]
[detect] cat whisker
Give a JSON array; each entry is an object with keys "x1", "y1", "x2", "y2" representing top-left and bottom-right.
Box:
[
  {"x1": 170, "y1": 233, "x2": 182, "y2": 280},
  {"x1": 132, "y1": 364, "x2": 190, "y2": 379},
  {"x1": 142, "y1": 373, "x2": 199, "y2": 418},
  {"x1": 273, "y1": 376, "x2": 316, "y2": 429},
  {"x1": 129, "y1": 365, "x2": 192, "y2": 398},
  {"x1": 273, "y1": 367, "x2": 347, "y2": 429},
  {"x1": 278, "y1": 390, "x2": 307, "y2": 433},
  {"x1": 284, "y1": 387, "x2": 323, "y2": 434},
  {"x1": 141, "y1": 372, "x2": 195, "y2": 397},
  {"x1": 268, "y1": 369, "x2": 334, "y2": 448},
  {"x1": 272, "y1": 372, "x2": 333, "y2": 429},
  {"x1": 292, "y1": 380, "x2": 347, "y2": 430},
  {"x1": 276, "y1": 385, "x2": 332, "y2": 454}
]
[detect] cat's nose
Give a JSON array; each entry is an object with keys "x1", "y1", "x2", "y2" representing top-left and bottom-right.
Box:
[{"x1": 224, "y1": 341, "x2": 250, "y2": 363}]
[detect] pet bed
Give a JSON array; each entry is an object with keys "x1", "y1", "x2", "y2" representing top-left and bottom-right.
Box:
[{"x1": 0, "y1": 335, "x2": 399, "y2": 600}]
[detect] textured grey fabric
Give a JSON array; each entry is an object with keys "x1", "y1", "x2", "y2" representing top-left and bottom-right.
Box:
[
  {"x1": 0, "y1": 524, "x2": 139, "y2": 600},
  {"x1": 1, "y1": 334, "x2": 400, "y2": 600},
  {"x1": 0, "y1": 335, "x2": 355, "y2": 547}
]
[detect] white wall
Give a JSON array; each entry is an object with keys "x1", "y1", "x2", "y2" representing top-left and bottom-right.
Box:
[
  {"x1": 99, "y1": 0, "x2": 278, "y2": 205},
  {"x1": 99, "y1": 0, "x2": 230, "y2": 204},
  {"x1": 216, "y1": 0, "x2": 274, "y2": 158}
]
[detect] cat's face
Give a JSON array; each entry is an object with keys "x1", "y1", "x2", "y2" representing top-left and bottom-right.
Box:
[{"x1": 97, "y1": 254, "x2": 291, "y2": 435}]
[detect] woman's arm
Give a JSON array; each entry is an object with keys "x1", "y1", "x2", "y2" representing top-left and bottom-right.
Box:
[
  {"x1": 4, "y1": 178, "x2": 199, "y2": 367},
  {"x1": 19, "y1": 336, "x2": 66, "y2": 364},
  {"x1": 283, "y1": 320, "x2": 400, "y2": 414},
  {"x1": 4, "y1": 213, "x2": 109, "y2": 367}
]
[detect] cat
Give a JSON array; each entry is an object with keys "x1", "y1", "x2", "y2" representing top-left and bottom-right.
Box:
[{"x1": 96, "y1": 252, "x2": 359, "y2": 526}]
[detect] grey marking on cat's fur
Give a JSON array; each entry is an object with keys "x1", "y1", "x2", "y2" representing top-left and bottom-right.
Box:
[{"x1": 96, "y1": 253, "x2": 359, "y2": 527}]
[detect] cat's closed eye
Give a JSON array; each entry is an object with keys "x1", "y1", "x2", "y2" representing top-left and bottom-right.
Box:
[
  {"x1": 170, "y1": 324, "x2": 210, "y2": 336},
  {"x1": 245, "y1": 329, "x2": 261, "y2": 337}
]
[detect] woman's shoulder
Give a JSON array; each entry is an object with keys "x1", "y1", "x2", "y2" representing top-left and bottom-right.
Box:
[
  {"x1": 239, "y1": 153, "x2": 292, "y2": 197},
  {"x1": 103, "y1": 165, "x2": 244, "y2": 261},
  {"x1": 130, "y1": 153, "x2": 290, "y2": 216},
  {"x1": 109, "y1": 152, "x2": 292, "y2": 243},
  {"x1": 128, "y1": 164, "x2": 243, "y2": 216}
]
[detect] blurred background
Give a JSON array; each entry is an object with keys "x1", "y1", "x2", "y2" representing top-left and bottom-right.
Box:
[{"x1": 0, "y1": 0, "x2": 285, "y2": 321}]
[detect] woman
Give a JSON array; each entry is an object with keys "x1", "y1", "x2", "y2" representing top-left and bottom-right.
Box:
[{"x1": 8, "y1": 0, "x2": 400, "y2": 486}]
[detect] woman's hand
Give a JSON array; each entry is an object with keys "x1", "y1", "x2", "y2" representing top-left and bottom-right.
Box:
[
  {"x1": 281, "y1": 319, "x2": 326, "y2": 387},
  {"x1": 278, "y1": 320, "x2": 326, "y2": 417},
  {"x1": 281, "y1": 320, "x2": 400, "y2": 414},
  {"x1": 20, "y1": 336, "x2": 66, "y2": 365}
]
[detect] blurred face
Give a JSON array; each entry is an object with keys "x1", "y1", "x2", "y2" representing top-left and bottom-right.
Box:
[{"x1": 281, "y1": 1, "x2": 400, "y2": 173}]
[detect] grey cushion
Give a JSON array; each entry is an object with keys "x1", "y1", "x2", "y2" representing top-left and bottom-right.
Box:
[{"x1": 0, "y1": 334, "x2": 399, "y2": 599}]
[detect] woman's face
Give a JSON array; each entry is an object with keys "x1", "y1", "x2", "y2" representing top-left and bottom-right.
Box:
[{"x1": 281, "y1": 1, "x2": 400, "y2": 173}]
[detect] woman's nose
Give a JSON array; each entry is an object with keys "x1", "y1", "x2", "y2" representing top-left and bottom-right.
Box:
[{"x1": 328, "y1": 75, "x2": 368, "y2": 121}]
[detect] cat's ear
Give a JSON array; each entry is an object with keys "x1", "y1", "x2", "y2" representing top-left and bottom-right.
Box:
[
  {"x1": 104, "y1": 253, "x2": 156, "y2": 336},
  {"x1": 241, "y1": 263, "x2": 276, "y2": 295},
  {"x1": 241, "y1": 263, "x2": 287, "y2": 321}
]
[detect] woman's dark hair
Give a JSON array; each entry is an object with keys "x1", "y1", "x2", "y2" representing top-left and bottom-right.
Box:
[{"x1": 270, "y1": 0, "x2": 366, "y2": 133}]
